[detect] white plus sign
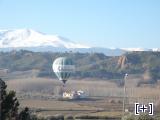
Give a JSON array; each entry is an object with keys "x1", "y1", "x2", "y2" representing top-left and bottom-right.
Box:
[{"x1": 139, "y1": 104, "x2": 148, "y2": 113}]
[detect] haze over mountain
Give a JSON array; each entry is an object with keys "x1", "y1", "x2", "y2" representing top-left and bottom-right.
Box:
[{"x1": 0, "y1": 29, "x2": 159, "y2": 56}]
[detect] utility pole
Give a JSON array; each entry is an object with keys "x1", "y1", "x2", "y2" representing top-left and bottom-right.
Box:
[{"x1": 123, "y1": 73, "x2": 128, "y2": 115}]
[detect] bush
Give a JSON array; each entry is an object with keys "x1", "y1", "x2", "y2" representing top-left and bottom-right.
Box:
[
  {"x1": 121, "y1": 113, "x2": 154, "y2": 120},
  {"x1": 121, "y1": 114, "x2": 135, "y2": 120},
  {"x1": 65, "y1": 115, "x2": 74, "y2": 120},
  {"x1": 46, "y1": 114, "x2": 64, "y2": 120},
  {"x1": 137, "y1": 114, "x2": 154, "y2": 120}
]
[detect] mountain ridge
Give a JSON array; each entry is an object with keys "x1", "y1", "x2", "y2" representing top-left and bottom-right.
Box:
[
  {"x1": 0, "y1": 29, "x2": 159, "y2": 56},
  {"x1": 0, "y1": 29, "x2": 90, "y2": 49}
]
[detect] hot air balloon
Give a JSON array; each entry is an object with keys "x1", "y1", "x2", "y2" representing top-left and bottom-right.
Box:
[{"x1": 52, "y1": 57, "x2": 74, "y2": 86}]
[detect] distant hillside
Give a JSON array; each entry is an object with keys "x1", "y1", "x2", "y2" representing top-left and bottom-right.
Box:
[{"x1": 0, "y1": 50, "x2": 160, "y2": 83}]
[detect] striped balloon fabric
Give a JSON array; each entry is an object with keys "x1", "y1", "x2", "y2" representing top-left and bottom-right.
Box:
[{"x1": 52, "y1": 57, "x2": 74, "y2": 84}]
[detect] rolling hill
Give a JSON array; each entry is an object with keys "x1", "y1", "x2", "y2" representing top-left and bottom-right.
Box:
[{"x1": 0, "y1": 50, "x2": 160, "y2": 84}]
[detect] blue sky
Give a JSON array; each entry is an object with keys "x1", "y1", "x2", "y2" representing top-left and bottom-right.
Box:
[{"x1": 0, "y1": 0, "x2": 160, "y2": 48}]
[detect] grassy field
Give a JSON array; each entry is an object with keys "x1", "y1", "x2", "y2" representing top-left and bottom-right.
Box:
[
  {"x1": 19, "y1": 99, "x2": 98, "y2": 116},
  {"x1": 5, "y1": 77, "x2": 160, "y2": 117}
]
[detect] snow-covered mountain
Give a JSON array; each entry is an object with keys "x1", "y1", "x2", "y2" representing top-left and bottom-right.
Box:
[
  {"x1": 121, "y1": 48, "x2": 160, "y2": 52},
  {"x1": 0, "y1": 29, "x2": 90, "y2": 49},
  {"x1": 0, "y1": 29, "x2": 159, "y2": 56},
  {"x1": 121, "y1": 48, "x2": 148, "y2": 51}
]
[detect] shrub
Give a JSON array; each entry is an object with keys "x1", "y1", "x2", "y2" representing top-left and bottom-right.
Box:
[{"x1": 137, "y1": 114, "x2": 154, "y2": 120}]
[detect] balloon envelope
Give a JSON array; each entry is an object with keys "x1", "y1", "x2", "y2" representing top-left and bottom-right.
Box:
[{"x1": 52, "y1": 57, "x2": 74, "y2": 84}]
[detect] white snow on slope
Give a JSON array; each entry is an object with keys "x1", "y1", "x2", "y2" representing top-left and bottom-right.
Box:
[
  {"x1": 0, "y1": 29, "x2": 90, "y2": 49},
  {"x1": 0, "y1": 29, "x2": 159, "y2": 52},
  {"x1": 121, "y1": 48, "x2": 148, "y2": 51}
]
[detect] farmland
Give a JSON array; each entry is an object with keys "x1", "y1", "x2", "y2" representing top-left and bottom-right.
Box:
[{"x1": 5, "y1": 77, "x2": 160, "y2": 117}]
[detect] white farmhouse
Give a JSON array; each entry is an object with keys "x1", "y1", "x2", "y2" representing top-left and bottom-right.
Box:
[{"x1": 62, "y1": 90, "x2": 85, "y2": 99}]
